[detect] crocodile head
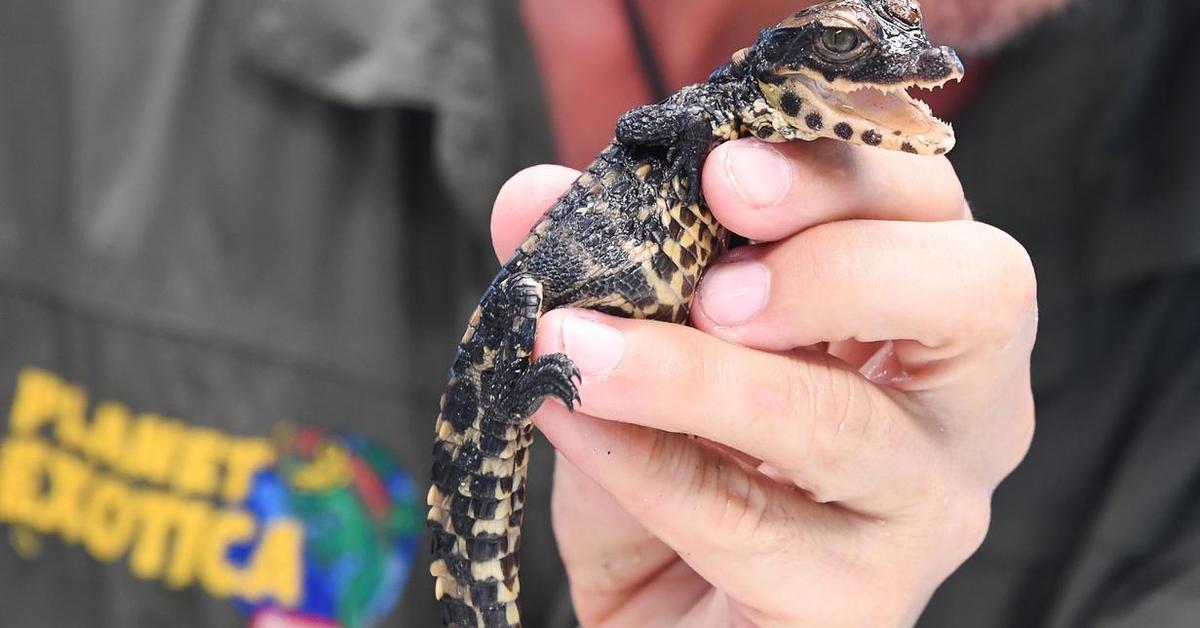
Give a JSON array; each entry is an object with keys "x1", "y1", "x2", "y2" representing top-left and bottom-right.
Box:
[{"x1": 734, "y1": 0, "x2": 963, "y2": 155}]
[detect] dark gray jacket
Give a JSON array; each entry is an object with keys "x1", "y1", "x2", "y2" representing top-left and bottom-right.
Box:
[{"x1": 0, "y1": 1, "x2": 1197, "y2": 627}]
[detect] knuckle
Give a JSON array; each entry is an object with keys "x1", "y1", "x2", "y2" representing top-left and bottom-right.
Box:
[
  {"x1": 704, "y1": 345, "x2": 787, "y2": 440},
  {"x1": 785, "y1": 357, "x2": 888, "y2": 498},
  {"x1": 799, "y1": 222, "x2": 861, "y2": 291},
  {"x1": 996, "y1": 390, "x2": 1037, "y2": 478},
  {"x1": 913, "y1": 481, "x2": 992, "y2": 565},
  {"x1": 978, "y1": 224, "x2": 1037, "y2": 310},
  {"x1": 642, "y1": 428, "x2": 780, "y2": 549},
  {"x1": 708, "y1": 461, "x2": 773, "y2": 542},
  {"x1": 808, "y1": 360, "x2": 884, "y2": 448},
  {"x1": 946, "y1": 496, "x2": 993, "y2": 560},
  {"x1": 642, "y1": 428, "x2": 688, "y2": 485},
  {"x1": 639, "y1": 430, "x2": 739, "y2": 540},
  {"x1": 958, "y1": 223, "x2": 1038, "y2": 345},
  {"x1": 777, "y1": 361, "x2": 834, "y2": 482},
  {"x1": 890, "y1": 465, "x2": 993, "y2": 564}
]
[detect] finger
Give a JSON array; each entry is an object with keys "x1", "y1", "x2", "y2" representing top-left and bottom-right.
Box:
[
  {"x1": 534, "y1": 401, "x2": 857, "y2": 620},
  {"x1": 549, "y1": 451, "x2": 681, "y2": 624},
  {"x1": 490, "y1": 164, "x2": 580, "y2": 261},
  {"x1": 692, "y1": 219, "x2": 1037, "y2": 376},
  {"x1": 691, "y1": 220, "x2": 1038, "y2": 470},
  {"x1": 701, "y1": 137, "x2": 969, "y2": 242},
  {"x1": 533, "y1": 309, "x2": 940, "y2": 514}
]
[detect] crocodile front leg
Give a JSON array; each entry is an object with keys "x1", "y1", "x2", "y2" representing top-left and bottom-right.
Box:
[{"x1": 616, "y1": 104, "x2": 713, "y2": 205}]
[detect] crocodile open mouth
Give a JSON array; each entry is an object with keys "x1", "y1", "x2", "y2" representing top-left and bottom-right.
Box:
[
  {"x1": 812, "y1": 79, "x2": 952, "y2": 135},
  {"x1": 780, "y1": 68, "x2": 961, "y2": 154}
]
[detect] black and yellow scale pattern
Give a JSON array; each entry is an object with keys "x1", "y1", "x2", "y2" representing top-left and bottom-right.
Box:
[
  {"x1": 427, "y1": 117, "x2": 735, "y2": 628},
  {"x1": 427, "y1": 1, "x2": 962, "y2": 625}
]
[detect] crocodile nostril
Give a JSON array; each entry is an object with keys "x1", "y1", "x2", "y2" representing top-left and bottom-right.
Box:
[
  {"x1": 940, "y1": 46, "x2": 965, "y2": 75},
  {"x1": 918, "y1": 46, "x2": 963, "y2": 80}
]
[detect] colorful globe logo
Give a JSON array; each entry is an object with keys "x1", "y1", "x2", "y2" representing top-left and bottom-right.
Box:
[{"x1": 230, "y1": 426, "x2": 424, "y2": 628}]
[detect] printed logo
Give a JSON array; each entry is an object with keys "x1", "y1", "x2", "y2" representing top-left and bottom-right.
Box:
[{"x1": 0, "y1": 368, "x2": 424, "y2": 628}]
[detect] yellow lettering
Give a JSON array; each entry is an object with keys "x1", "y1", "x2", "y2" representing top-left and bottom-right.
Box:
[
  {"x1": 9, "y1": 369, "x2": 63, "y2": 434},
  {"x1": 0, "y1": 437, "x2": 52, "y2": 531},
  {"x1": 122, "y1": 414, "x2": 183, "y2": 485},
  {"x1": 221, "y1": 439, "x2": 275, "y2": 503},
  {"x1": 3, "y1": 368, "x2": 310, "y2": 610},
  {"x1": 80, "y1": 475, "x2": 137, "y2": 562},
  {"x1": 86, "y1": 402, "x2": 131, "y2": 468},
  {"x1": 172, "y1": 428, "x2": 226, "y2": 497},
  {"x1": 199, "y1": 509, "x2": 254, "y2": 599},
  {"x1": 241, "y1": 520, "x2": 303, "y2": 607},
  {"x1": 43, "y1": 448, "x2": 93, "y2": 543},
  {"x1": 130, "y1": 491, "x2": 177, "y2": 581},
  {"x1": 9, "y1": 369, "x2": 87, "y2": 448},
  {"x1": 162, "y1": 497, "x2": 211, "y2": 589},
  {"x1": 0, "y1": 444, "x2": 6, "y2": 522},
  {"x1": 130, "y1": 491, "x2": 211, "y2": 586}
]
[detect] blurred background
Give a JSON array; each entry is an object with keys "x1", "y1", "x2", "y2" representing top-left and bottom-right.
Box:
[{"x1": 0, "y1": 0, "x2": 1197, "y2": 627}]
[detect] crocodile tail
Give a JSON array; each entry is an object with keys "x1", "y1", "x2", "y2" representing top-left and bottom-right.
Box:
[
  {"x1": 428, "y1": 399, "x2": 531, "y2": 628},
  {"x1": 428, "y1": 273, "x2": 552, "y2": 628}
]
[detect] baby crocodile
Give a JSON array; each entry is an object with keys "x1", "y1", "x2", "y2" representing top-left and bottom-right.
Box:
[{"x1": 428, "y1": 1, "x2": 963, "y2": 625}]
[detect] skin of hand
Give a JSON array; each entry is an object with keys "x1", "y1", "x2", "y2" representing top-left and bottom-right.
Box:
[{"x1": 489, "y1": 137, "x2": 1038, "y2": 627}]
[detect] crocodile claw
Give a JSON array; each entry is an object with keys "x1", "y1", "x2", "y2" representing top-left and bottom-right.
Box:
[
  {"x1": 501, "y1": 353, "x2": 582, "y2": 417},
  {"x1": 666, "y1": 137, "x2": 707, "y2": 206}
]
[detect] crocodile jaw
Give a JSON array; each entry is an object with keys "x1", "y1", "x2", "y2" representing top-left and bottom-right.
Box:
[{"x1": 763, "y1": 67, "x2": 960, "y2": 156}]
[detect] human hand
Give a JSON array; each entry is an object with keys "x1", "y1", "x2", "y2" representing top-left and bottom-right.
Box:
[{"x1": 489, "y1": 137, "x2": 1037, "y2": 627}]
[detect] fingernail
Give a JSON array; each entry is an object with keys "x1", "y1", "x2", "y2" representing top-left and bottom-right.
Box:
[
  {"x1": 859, "y1": 340, "x2": 911, "y2": 386},
  {"x1": 698, "y1": 260, "x2": 771, "y2": 326},
  {"x1": 724, "y1": 140, "x2": 792, "y2": 208},
  {"x1": 561, "y1": 315, "x2": 625, "y2": 375}
]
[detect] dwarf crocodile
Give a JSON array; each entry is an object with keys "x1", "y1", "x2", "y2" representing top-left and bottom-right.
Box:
[{"x1": 427, "y1": 1, "x2": 964, "y2": 625}]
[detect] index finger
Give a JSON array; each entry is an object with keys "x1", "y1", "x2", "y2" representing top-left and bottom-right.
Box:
[
  {"x1": 490, "y1": 164, "x2": 581, "y2": 261},
  {"x1": 700, "y1": 137, "x2": 969, "y2": 242}
]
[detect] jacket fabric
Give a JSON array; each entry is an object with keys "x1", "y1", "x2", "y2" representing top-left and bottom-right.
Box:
[{"x1": 0, "y1": 0, "x2": 1197, "y2": 627}]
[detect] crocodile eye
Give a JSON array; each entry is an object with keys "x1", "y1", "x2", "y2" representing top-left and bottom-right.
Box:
[{"x1": 820, "y1": 27, "x2": 863, "y2": 56}]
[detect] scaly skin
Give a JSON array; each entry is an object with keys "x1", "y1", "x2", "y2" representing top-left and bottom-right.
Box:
[{"x1": 427, "y1": 1, "x2": 964, "y2": 626}]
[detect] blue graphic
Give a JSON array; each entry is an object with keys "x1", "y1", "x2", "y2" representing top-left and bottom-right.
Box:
[{"x1": 231, "y1": 427, "x2": 425, "y2": 628}]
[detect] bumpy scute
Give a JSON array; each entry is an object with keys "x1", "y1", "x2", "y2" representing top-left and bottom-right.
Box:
[{"x1": 429, "y1": 2, "x2": 959, "y2": 625}]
